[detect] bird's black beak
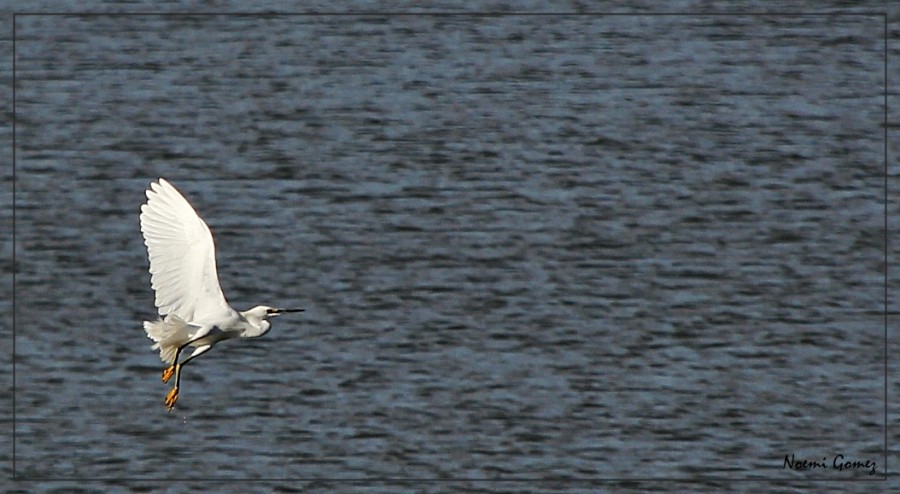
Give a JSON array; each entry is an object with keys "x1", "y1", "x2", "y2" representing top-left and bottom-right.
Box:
[{"x1": 273, "y1": 308, "x2": 305, "y2": 314}]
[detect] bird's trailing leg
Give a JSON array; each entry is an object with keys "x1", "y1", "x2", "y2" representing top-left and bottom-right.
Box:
[
  {"x1": 162, "y1": 339, "x2": 194, "y2": 411},
  {"x1": 164, "y1": 343, "x2": 212, "y2": 412},
  {"x1": 162, "y1": 339, "x2": 192, "y2": 383}
]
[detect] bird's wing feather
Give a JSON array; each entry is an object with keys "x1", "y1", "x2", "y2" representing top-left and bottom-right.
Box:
[{"x1": 140, "y1": 178, "x2": 232, "y2": 321}]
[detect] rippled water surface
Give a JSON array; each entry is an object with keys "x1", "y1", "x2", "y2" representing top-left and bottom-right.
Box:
[{"x1": 9, "y1": 9, "x2": 894, "y2": 493}]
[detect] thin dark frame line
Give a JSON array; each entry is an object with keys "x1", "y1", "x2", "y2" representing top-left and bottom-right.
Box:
[
  {"x1": 882, "y1": 12, "x2": 889, "y2": 478},
  {"x1": 11, "y1": 12, "x2": 16, "y2": 481},
  {"x1": 8, "y1": 476, "x2": 890, "y2": 482},
  {"x1": 10, "y1": 10, "x2": 889, "y2": 483},
  {"x1": 7, "y1": 11, "x2": 891, "y2": 17}
]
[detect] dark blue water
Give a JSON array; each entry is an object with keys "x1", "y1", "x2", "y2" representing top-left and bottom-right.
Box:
[{"x1": 8, "y1": 9, "x2": 894, "y2": 493}]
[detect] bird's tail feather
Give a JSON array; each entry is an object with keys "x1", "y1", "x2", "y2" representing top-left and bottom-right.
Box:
[{"x1": 144, "y1": 314, "x2": 193, "y2": 364}]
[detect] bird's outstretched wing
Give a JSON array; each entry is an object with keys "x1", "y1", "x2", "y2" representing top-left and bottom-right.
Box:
[{"x1": 140, "y1": 178, "x2": 232, "y2": 321}]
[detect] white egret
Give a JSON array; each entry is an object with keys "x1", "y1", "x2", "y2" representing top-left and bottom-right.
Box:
[{"x1": 140, "y1": 178, "x2": 303, "y2": 412}]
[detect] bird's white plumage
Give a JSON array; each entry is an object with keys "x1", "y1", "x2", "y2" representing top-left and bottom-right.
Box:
[
  {"x1": 140, "y1": 178, "x2": 234, "y2": 322},
  {"x1": 140, "y1": 178, "x2": 303, "y2": 411}
]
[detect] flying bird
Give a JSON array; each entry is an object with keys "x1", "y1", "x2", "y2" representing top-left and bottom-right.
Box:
[{"x1": 140, "y1": 178, "x2": 303, "y2": 411}]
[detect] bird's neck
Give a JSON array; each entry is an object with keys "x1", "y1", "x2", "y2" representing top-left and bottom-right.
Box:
[{"x1": 242, "y1": 318, "x2": 271, "y2": 338}]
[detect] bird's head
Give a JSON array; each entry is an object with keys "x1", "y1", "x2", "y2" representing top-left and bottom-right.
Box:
[{"x1": 241, "y1": 305, "x2": 304, "y2": 337}]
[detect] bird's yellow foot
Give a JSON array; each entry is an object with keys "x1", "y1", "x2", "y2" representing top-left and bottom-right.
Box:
[
  {"x1": 165, "y1": 387, "x2": 179, "y2": 412},
  {"x1": 162, "y1": 365, "x2": 176, "y2": 383}
]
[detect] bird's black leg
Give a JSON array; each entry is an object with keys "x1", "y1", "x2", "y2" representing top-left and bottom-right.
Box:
[
  {"x1": 163, "y1": 340, "x2": 200, "y2": 411},
  {"x1": 162, "y1": 340, "x2": 193, "y2": 383},
  {"x1": 174, "y1": 347, "x2": 204, "y2": 390},
  {"x1": 165, "y1": 344, "x2": 212, "y2": 412}
]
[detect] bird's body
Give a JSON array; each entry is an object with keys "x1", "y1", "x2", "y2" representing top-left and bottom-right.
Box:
[{"x1": 140, "y1": 178, "x2": 302, "y2": 411}]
